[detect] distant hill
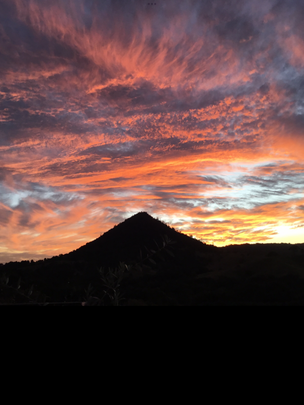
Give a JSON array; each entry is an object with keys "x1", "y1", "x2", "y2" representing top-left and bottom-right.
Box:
[
  {"x1": 0, "y1": 212, "x2": 304, "y2": 305},
  {"x1": 65, "y1": 211, "x2": 216, "y2": 269}
]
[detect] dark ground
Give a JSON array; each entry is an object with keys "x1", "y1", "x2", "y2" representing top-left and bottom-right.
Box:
[{"x1": 1, "y1": 212, "x2": 304, "y2": 305}]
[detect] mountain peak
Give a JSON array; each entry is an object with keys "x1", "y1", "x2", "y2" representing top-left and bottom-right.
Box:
[
  {"x1": 123, "y1": 211, "x2": 161, "y2": 226},
  {"x1": 126, "y1": 211, "x2": 154, "y2": 220},
  {"x1": 67, "y1": 211, "x2": 212, "y2": 265}
]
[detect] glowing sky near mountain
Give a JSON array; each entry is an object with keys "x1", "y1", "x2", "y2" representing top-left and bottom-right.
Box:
[{"x1": 0, "y1": 0, "x2": 304, "y2": 262}]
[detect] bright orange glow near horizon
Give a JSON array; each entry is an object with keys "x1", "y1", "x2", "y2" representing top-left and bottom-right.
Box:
[{"x1": 0, "y1": 0, "x2": 304, "y2": 263}]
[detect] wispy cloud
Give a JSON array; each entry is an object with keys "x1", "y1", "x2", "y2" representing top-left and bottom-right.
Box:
[{"x1": 0, "y1": 0, "x2": 303, "y2": 262}]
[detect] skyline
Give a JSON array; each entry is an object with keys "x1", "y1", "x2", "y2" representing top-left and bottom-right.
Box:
[{"x1": 0, "y1": 0, "x2": 304, "y2": 263}]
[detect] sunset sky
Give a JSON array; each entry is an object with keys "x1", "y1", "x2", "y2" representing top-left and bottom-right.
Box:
[{"x1": 1, "y1": 0, "x2": 304, "y2": 263}]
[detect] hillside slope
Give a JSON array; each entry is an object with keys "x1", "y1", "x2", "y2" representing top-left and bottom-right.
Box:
[
  {"x1": 66, "y1": 211, "x2": 216, "y2": 269},
  {"x1": 1, "y1": 212, "x2": 304, "y2": 305}
]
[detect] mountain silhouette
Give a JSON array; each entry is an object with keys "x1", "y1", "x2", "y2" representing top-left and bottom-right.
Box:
[
  {"x1": 66, "y1": 211, "x2": 216, "y2": 270},
  {"x1": 1, "y1": 212, "x2": 304, "y2": 305}
]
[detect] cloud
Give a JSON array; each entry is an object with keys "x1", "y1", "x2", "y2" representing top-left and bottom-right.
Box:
[{"x1": 0, "y1": 0, "x2": 304, "y2": 261}]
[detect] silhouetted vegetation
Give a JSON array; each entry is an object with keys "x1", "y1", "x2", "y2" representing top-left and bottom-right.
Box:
[{"x1": 1, "y1": 212, "x2": 304, "y2": 305}]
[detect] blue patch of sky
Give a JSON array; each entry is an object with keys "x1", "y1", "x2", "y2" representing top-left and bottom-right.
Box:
[{"x1": 0, "y1": 183, "x2": 84, "y2": 209}]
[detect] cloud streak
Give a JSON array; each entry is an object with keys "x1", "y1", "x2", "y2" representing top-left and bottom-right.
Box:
[{"x1": 0, "y1": 0, "x2": 304, "y2": 262}]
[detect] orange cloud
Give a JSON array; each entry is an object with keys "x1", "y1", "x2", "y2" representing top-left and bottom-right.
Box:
[{"x1": 0, "y1": 0, "x2": 304, "y2": 262}]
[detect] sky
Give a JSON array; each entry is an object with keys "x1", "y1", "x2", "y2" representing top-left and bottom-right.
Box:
[{"x1": 0, "y1": 0, "x2": 304, "y2": 263}]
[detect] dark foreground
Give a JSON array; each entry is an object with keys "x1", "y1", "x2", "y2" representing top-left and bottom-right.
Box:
[{"x1": 1, "y1": 213, "x2": 304, "y2": 305}]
